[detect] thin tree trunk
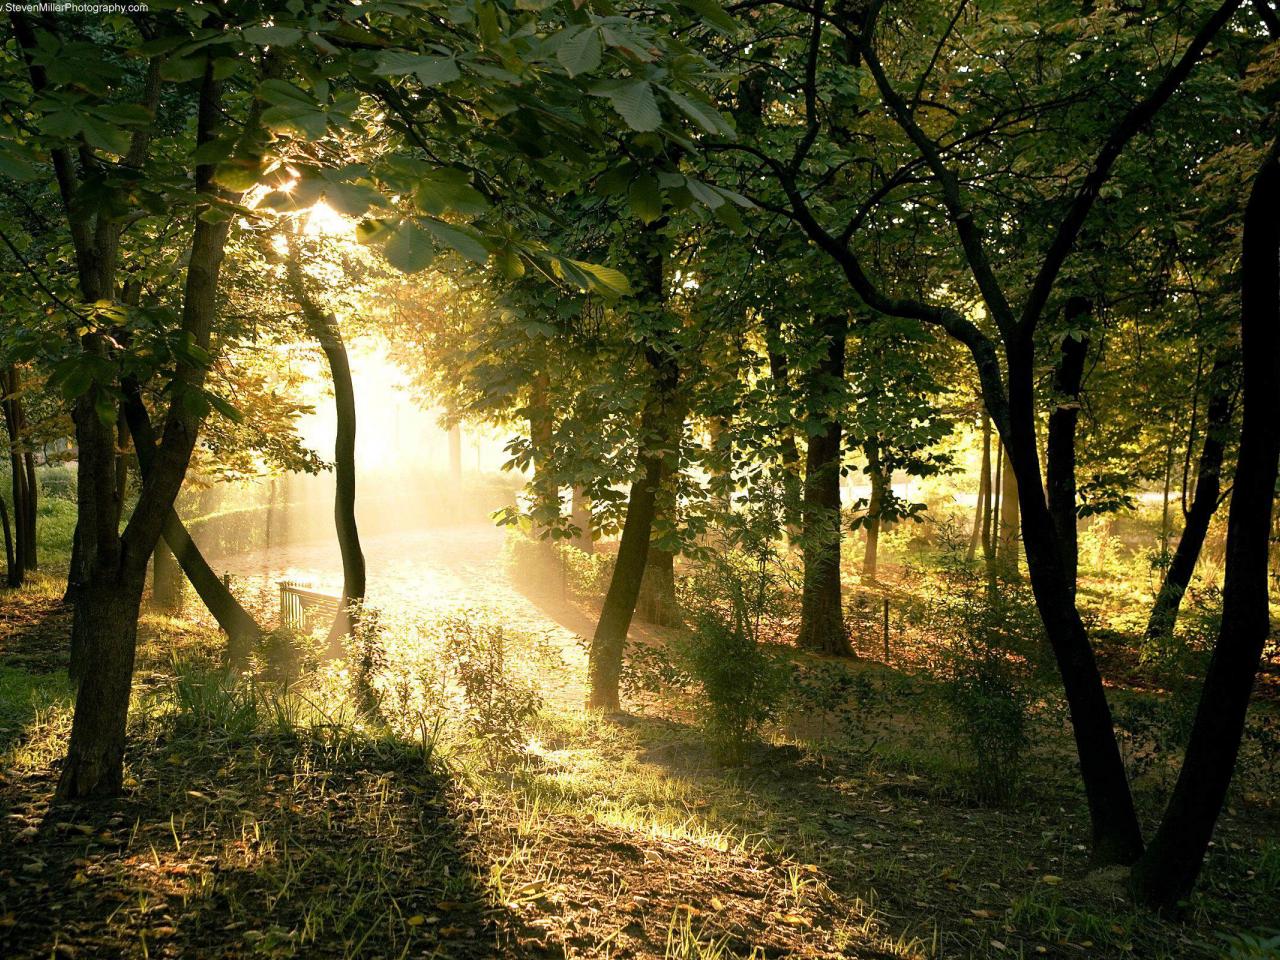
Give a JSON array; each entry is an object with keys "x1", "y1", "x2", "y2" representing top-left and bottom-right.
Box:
[
  {"x1": 862, "y1": 439, "x2": 886, "y2": 582},
  {"x1": 796, "y1": 314, "x2": 852, "y2": 656},
  {"x1": 152, "y1": 538, "x2": 182, "y2": 611},
  {"x1": 1146, "y1": 352, "x2": 1234, "y2": 642},
  {"x1": 763, "y1": 313, "x2": 803, "y2": 538},
  {"x1": 635, "y1": 455, "x2": 681, "y2": 627},
  {"x1": 984, "y1": 439, "x2": 1001, "y2": 588},
  {"x1": 1046, "y1": 302, "x2": 1090, "y2": 596},
  {"x1": 285, "y1": 239, "x2": 366, "y2": 651},
  {"x1": 1, "y1": 493, "x2": 16, "y2": 588},
  {"x1": 969, "y1": 412, "x2": 991, "y2": 562},
  {"x1": 588, "y1": 230, "x2": 679, "y2": 710},
  {"x1": 3, "y1": 366, "x2": 31, "y2": 582},
  {"x1": 588, "y1": 347, "x2": 678, "y2": 709},
  {"x1": 123, "y1": 382, "x2": 262, "y2": 662},
  {"x1": 998, "y1": 440, "x2": 1021, "y2": 578},
  {"x1": 1131, "y1": 134, "x2": 1280, "y2": 911},
  {"x1": 999, "y1": 339, "x2": 1145, "y2": 865}
]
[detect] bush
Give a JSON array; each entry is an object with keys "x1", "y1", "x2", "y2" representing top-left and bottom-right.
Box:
[
  {"x1": 786, "y1": 662, "x2": 882, "y2": 753},
  {"x1": 678, "y1": 491, "x2": 793, "y2": 765},
  {"x1": 441, "y1": 615, "x2": 541, "y2": 765},
  {"x1": 926, "y1": 555, "x2": 1045, "y2": 806}
]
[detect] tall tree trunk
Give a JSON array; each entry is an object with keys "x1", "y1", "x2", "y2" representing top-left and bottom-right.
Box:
[
  {"x1": 998, "y1": 338, "x2": 1144, "y2": 865},
  {"x1": 1146, "y1": 352, "x2": 1234, "y2": 643},
  {"x1": 124, "y1": 382, "x2": 262, "y2": 662},
  {"x1": 1046, "y1": 302, "x2": 1090, "y2": 596},
  {"x1": 286, "y1": 240, "x2": 366, "y2": 650},
  {"x1": 588, "y1": 347, "x2": 679, "y2": 709},
  {"x1": 1131, "y1": 135, "x2": 1280, "y2": 912},
  {"x1": 861, "y1": 439, "x2": 886, "y2": 582},
  {"x1": 796, "y1": 314, "x2": 853, "y2": 656},
  {"x1": 1, "y1": 493, "x2": 16, "y2": 588},
  {"x1": 570, "y1": 485, "x2": 593, "y2": 554},
  {"x1": 2, "y1": 366, "x2": 32, "y2": 581},
  {"x1": 635, "y1": 455, "x2": 681, "y2": 627},
  {"x1": 588, "y1": 230, "x2": 679, "y2": 710},
  {"x1": 998, "y1": 439, "x2": 1021, "y2": 578},
  {"x1": 969, "y1": 412, "x2": 992, "y2": 562},
  {"x1": 151, "y1": 538, "x2": 182, "y2": 611}
]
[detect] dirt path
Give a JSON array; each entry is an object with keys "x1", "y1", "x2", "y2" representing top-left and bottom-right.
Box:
[{"x1": 219, "y1": 525, "x2": 655, "y2": 712}]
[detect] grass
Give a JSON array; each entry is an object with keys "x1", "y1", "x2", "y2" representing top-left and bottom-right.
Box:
[{"x1": 3, "y1": 521, "x2": 1280, "y2": 959}]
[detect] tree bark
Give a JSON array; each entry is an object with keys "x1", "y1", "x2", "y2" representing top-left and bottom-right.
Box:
[
  {"x1": 527, "y1": 368, "x2": 558, "y2": 537},
  {"x1": 1145, "y1": 351, "x2": 1234, "y2": 643},
  {"x1": 285, "y1": 239, "x2": 366, "y2": 651},
  {"x1": 1046, "y1": 302, "x2": 1090, "y2": 596},
  {"x1": 998, "y1": 439, "x2": 1021, "y2": 578},
  {"x1": 1000, "y1": 337, "x2": 1144, "y2": 865},
  {"x1": 151, "y1": 537, "x2": 182, "y2": 611},
  {"x1": 796, "y1": 314, "x2": 853, "y2": 656},
  {"x1": 2, "y1": 366, "x2": 34, "y2": 580},
  {"x1": 861, "y1": 439, "x2": 886, "y2": 582},
  {"x1": 588, "y1": 230, "x2": 679, "y2": 710},
  {"x1": 969, "y1": 412, "x2": 992, "y2": 562},
  {"x1": 1, "y1": 493, "x2": 16, "y2": 588},
  {"x1": 588, "y1": 347, "x2": 678, "y2": 708},
  {"x1": 1131, "y1": 135, "x2": 1280, "y2": 912},
  {"x1": 635, "y1": 458, "x2": 681, "y2": 627},
  {"x1": 123, "y1": 382, "x2": 262, "y2": 663}
]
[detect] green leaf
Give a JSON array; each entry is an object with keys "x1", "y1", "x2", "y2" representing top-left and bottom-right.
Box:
[
  {"x1": 206, "y1": 391, "x2": 244, "y2": 422},
  {"x1": 422, "y1": 218, "x2": 489, "y2": 263},
  {"x1": 373, "y1": 51, "x2": 461, "y2": 86},
  {"x1": 557, "y1": 26, "x2": 601, "y2": 78},
  {"x1": 80, "y1": 116, "x2": 130, "y2": 155},
  {"x1": 605, "y1": 81, "x2": 661, "y2": 132},
  {"x1": 383, "y1": 221, "x2": 437, "y2": 273},
  {"x1": 629, "y1": 172, "x2": 662, "y2": 224},
  {"x1": 570, "y1": 259, "x2": 630, "y2": 297},
  {"x1": 243, "y1": 25, "x2": 303, "y2": 46},
  {"x1": 414, "y1": 168, "x2": 489, "y2": 217},
  {"x1": 323, "y1": 180, "x2": 383, "y2": 217},
  {"x1": 212, "y1": 161, "x2": 261, "y2": 192},
  {"x1": 159, "y1": 55, "x2": 207, "y2": 83},
  {"x1": 662, "y1": 87, "x2": 733, "y2": 135},
  {"x1": 680, "y1": 0, "x2": 739, "y2": 34},
  {"x1": 258, "y1": 78, "x2": 314, "y2": 107}
]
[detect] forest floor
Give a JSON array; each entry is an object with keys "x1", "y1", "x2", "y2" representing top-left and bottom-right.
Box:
[{"x1": 2, "y1": 549, "x2": 1279, "y2": 959}]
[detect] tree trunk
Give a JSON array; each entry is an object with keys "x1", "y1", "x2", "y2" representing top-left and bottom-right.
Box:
[
  {"x1": 862, "y1": 439, "x2": 886, "y2": 582},
  {"x1": 796, "y1": 314, "x2": 852, "y2": 656},
  {"x1": 2, "y1": 366, "x2": 32, "y2": 582},
  {"x1": 763, "y1": 313, "x2": 803, "y2": 539},
  {"x1": 570, "y1": 485, "x2": 593, "y2": 553},
  {"x1": 1146, "y1": 351, "x2": 1234, "y2": 643},
  {"x1": 997, "y1": 338, "x2": 1144, "y2": 865},
  {"x1": 1046, "y1": 303, "x2": 1090, "y2": 596},
  {"x1": 998, "y1": 439, "x2": 1021, "y2": 578},
  {"x1": 1, "y1": 493, "x2": 16, "y2": 588},
  {"x1": 588, "y1": 347, "x2": 679, "y2": 708},
  {"x1": 970, "y1": 412, "x2": 992, "y2": 562},
  {"x1": 123, "y1": 382, "x2": 262, "y2": 662},
  {"x1": 285, "y1": 240, "x2": 366, "y2": 650},
  {"x1": 152, "y1": 538, "x2": 182, "y2": 611},
  {"x1": 588, "y1": 230, "x2": 678, "y2": 710},
  {"x1": 1131, "y1": 135, "x2": 1280, "y2": 912}
]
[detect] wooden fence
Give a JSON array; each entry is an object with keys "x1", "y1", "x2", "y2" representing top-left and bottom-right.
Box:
[{"x1": 278, "y1": 581, "x2": 341, "y2": 632}]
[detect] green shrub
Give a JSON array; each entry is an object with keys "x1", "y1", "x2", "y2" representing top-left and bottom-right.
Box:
[
  {"x1": 926, "y1": 555, "x2": 1045, "y2": 806},
  {"x1": 442, "y1": 615, "x2": 541, "y2": 764},
  {"x1": 678, "y1": 491, "x2": 793, "y2": 765},
  {"x1": 680, "y1": 608, "x2": 791, "y2": 765}
]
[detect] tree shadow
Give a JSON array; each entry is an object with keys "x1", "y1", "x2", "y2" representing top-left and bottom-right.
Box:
[{"x1": 0, "y1": 715, "x2": 553, "y2": 959}]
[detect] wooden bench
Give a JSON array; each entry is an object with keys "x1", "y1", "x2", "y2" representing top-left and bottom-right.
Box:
[{"x1": 278, "y1": 581, "x2": 341, "y2": 632}]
